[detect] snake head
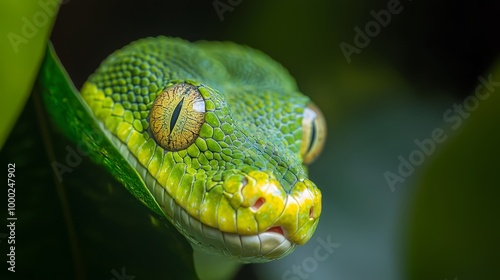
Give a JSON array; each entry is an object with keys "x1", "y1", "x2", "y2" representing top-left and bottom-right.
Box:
[{"x1": 81, "y1": 37, "x2": 326, "y2": 263}]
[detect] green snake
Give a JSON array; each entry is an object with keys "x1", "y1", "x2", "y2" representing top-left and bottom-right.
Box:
[{"x1": 78, "y1": 37, "x2": 326, "y2": 263}]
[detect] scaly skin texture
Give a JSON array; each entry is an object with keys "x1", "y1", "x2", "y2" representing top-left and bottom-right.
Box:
[{"x1": 80, "y1": 37, "x2": 323, "y2": 262}]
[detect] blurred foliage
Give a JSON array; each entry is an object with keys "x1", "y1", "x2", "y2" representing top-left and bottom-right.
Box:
[
  {"x1": 0, "y1": 0, "x2": 58, "y2": 148},
  {"x1": 1, "y1": 0, "x2": 499, "y2": 280},
  {"x1": 406, "y1": 61, "x2": 500, "y2": 279}
]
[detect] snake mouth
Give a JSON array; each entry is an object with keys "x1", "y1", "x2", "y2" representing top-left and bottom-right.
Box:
[
  {"x1": 220, "y1": 170, "x2": 322, "y2": 246},
  {"x1": 266, "y1": 226, "x2": 285, "y2": 235},
  {"x1": 154, "y1": 171, "x2": 316, "y2": 262},
  {"x1": 163, "y1": 192, "x2": 296, "y2": 263},
  {"x1": 183, "y1": 170, "x2": 321, "y2": 262}
]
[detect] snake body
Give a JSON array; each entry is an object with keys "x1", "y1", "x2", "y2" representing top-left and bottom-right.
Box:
[{"x1": 80, "y1": 37, "x2": 325, "y2": 263}]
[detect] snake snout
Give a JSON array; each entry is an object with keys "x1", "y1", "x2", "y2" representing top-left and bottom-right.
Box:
[
  {"x1": 277, "y1": 179, "x2": 322, "y2": 245},
  {"x1": 224, "y1": 170, "x2": 322, "y2": 246}
]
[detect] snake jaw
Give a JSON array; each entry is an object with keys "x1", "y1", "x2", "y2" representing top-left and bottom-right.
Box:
[{"x1": 173, "y1": 167, "x2": 321, "y2": 262}]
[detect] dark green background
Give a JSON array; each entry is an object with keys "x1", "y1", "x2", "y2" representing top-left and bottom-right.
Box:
[{"x1": 1, "y1": 0, "x2": 499, "y2": 279}]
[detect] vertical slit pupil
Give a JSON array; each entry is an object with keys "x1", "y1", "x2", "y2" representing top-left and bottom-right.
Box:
[
  {"x1": 170, "y1": 97, "x2": 185, "y2": 132},
  {"x1": 307, "y1": 120, "x2": 317, "y2": 153}
]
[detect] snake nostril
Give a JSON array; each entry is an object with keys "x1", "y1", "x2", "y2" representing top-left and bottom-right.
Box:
[
  {"x1": 309, "y1": 206, "x2": 314, "y2": 220},
  {"x1": 251, "y1": 197, "x2": 265, "y2": 211},
  {"x1": 240, "y1": 177, "x2": 248, "y2": 192}
]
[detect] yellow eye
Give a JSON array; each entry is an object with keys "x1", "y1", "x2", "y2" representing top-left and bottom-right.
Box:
[
  {"x1": 150, "y1": 83, "x2": 205, "y2": 151},
  {"x1": 300, "y1": 103, "x2": 327, "y2": 164}
]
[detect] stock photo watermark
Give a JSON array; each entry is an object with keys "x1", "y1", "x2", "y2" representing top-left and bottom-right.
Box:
[
  {"x1": 339, "y1": 0, "x2": 412, "y2": 63},
  {"x1": 282, "y1": 235, "x2": 340, "y2": 280},
  {"x1": 385, "y1": 73, "x2": 500, "y2": 192},
  {"x1": 110, "y1": 267, "x2": 135, "y2": 280},
  {"x1": 213, "y1": 0, "x2": 243, "y2": 22},
  {"x1": 7, "y1": 0, "x2": 70, "y2": 54},
  {"x1": 51, "y1": 128, "x2": 103, "y2": 182},
  {"x1": 6, "y1": 163, "x2": 17, "y2": 272}
]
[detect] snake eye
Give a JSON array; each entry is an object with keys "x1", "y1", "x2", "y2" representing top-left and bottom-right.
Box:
[
  {"x1": 300, "y1": 103, "x2": 327, "y2": 164},
  {"x1": 150, "y1": 83, "x2": 205, "y2": 151}
]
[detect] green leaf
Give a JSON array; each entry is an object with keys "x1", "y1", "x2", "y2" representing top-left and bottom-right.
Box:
[
  {"x1": 0, "y1": 44, "x2": 197, "y2": 279},
  {"x1": 38, "y1": 43, "x2": 168, "y2": 218},
  {"x1": 0, "y1": 0, "x2": 59, "y2": 149}
]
